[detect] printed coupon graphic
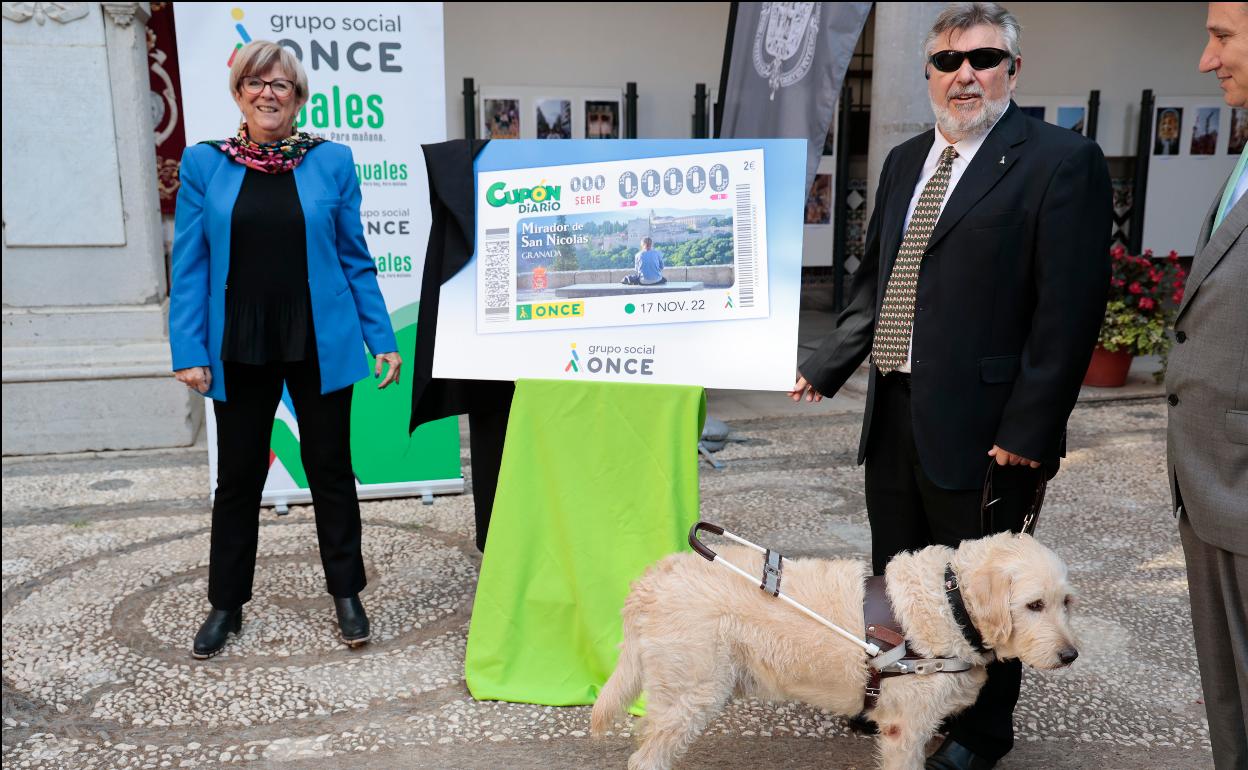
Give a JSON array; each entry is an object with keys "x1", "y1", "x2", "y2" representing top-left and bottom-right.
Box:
[{"x1": 475, "y1": 150, "x2": 769, "y2": 334}]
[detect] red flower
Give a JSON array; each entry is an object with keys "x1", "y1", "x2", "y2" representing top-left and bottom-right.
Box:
[
  {"x1": 1167, "y1": 250, "x2": 1179, "y2": 263},
  {"x1": 1177, "y1": 267, "x2": 1188, "y2": 279},
  {"x1": 1173, "y1": 289, "x2": 1184, "y2": 304},
  {"x1": 1111, "y1": 245, "x2": 1126, "y2": 260},
  {"x1": 1113, "y1": 278, "x2": 1126, "y2": 287},
  {"x1": 1149, "y1": 269, "x2": 1164, "y2": 283},
  {"x1": 1138, "y1": 297, "x2": 1155, "y2": 310},
  {"x1": 1129, "y1": 282, "x2": 1143, "y2": 295}
]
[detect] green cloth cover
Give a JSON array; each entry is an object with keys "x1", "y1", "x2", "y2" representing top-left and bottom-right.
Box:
[{"x1": 464, "y1": 378, "x2": 705, "y2": 706}]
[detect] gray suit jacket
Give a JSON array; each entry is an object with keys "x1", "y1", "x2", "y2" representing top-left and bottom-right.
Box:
[{"x1": 1166, "y1": 179, "x2": 1248, "y2": 554}]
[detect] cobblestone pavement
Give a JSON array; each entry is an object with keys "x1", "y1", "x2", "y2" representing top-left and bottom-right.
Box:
[{"x1": 1, "y1": 398, "x2": 1213, "y2": 769}]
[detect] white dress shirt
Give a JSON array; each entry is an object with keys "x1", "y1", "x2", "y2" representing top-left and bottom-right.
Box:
[{"x1": 896, "y1": 111, "x2": 1005, "y2": 373}]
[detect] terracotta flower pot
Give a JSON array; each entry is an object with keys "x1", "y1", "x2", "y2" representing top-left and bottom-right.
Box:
[{"x1": 1083, "y1": 345, "x2": 1133, "y2": 387}]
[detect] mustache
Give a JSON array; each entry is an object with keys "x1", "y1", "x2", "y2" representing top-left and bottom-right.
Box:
[{"x1": 947, "y1": 86, "x2": 985, "y2": 100}]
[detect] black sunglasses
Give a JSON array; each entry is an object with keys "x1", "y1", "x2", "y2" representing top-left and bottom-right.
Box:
[{"x1": 928, "y1": 47, "x2": 1013, "y2": 73}]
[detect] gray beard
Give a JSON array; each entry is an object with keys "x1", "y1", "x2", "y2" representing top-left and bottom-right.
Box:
[{"x1": 931, "y1": 93, "x2": 1011, "y2": 142}]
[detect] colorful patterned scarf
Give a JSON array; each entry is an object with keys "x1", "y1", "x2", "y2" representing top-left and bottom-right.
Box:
[{"x1": 204, "y1": 124, "x2": 326, "y2": 174}]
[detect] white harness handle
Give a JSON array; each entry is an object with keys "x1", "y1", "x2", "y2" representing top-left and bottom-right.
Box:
[{"x1": 690, "y1": 522, "x2": 882, "y2": 657}]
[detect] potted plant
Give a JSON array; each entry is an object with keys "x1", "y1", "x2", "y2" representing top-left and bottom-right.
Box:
[{"x1": 1084, "y1": 246, "x2": 1187, "y2": 387}]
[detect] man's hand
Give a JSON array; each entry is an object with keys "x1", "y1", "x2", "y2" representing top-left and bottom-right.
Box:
[
  {"x1": 789, "y1": 374, "x2": 824, "y2": 403},
  {"x1": 988, "y1": 445, "x2": 1040, "y2": 468},
  {"x1": 174, "y1": 366, "x2": 211, "y2": 394},
  {"x1": 375, "y1": 351, "x2": 402, "y2": 389}
]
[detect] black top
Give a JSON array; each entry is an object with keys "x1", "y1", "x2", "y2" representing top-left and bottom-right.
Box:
[{"x1": 220, "y1": 168, "x2": 315, "y2": 364}]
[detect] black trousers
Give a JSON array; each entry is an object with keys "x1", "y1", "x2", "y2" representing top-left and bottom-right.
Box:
[
  {"x1": 468, "y1": 392, "x2": 513, "y2": 553},
  {"x1": 864, "y1": 371, "x2": 1043, "y2": 762},
  {"x1": 209, "y1": 359, "x2": 365, "y2": 609}
]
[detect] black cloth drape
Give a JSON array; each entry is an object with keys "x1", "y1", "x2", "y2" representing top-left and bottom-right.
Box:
[{"x1": 410, "y1": 139, "x2": 514, "y2": 552}]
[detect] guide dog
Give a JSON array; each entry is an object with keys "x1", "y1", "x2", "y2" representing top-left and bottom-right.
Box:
[{"x1": 591, "y1": 532, "x2": 1078, "y2": 770}]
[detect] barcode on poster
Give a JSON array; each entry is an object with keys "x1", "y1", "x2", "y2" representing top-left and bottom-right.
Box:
[
  {"x1": 735, "y1": 185, "x2": 755, "y2": 308},
  {"x1": 483, "y1": 227, "x2": 511, "y2": 321}
]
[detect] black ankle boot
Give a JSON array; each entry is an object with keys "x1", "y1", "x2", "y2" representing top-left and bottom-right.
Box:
[
  {"x1": 334, "y1": 595, "x2": 370, "y2": 647},
  {"x1": 192, "y1": 607, "x2": 242, "y2": 659}
]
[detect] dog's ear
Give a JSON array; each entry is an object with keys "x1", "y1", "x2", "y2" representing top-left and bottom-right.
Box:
[{"x1": 962, "y1": 562, "x2": 1013, "y2": 649}]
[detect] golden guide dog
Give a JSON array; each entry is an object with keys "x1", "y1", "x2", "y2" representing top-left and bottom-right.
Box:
[{"x1": 591, "y1": 533, "x2": 1078, "y2": 770}]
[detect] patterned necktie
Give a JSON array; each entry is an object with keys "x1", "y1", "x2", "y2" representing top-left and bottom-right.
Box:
[{"x1": 871, "y1": 145, "x2": 959, "y2": 374}]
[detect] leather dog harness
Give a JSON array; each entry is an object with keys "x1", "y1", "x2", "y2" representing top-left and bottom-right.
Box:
[
  {"x1": 687, "y1": 523, "x2": 984, "y2": 714},
  {"x1": 861, "y1": 567, "x2": 984, "y2": 712}
]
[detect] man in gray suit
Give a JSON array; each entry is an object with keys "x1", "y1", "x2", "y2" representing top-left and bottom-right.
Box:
[{"x1": 1170, "y1": 4, "x2": 1248, "y2": 768}]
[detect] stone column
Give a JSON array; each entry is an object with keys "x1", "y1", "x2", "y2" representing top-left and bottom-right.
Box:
[
  {"x1": 866, "y1": 3, "x2": 944, "y2": 220},
  {"x1": 2, "y1": 2, "x2": 200, "y2": 454}
]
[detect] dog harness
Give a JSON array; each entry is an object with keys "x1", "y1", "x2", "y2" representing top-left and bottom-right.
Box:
[
  {"x1": 861, "y1": 567, "x2": 982, "y2": 711},
  {"x1": 687, "y1": 522, "x2": 982, "y2": 714}
]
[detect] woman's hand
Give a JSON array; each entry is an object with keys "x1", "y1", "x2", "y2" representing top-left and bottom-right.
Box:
[
  {"x1": 375, "y1": 352, "x2": 402, "y2": 389},
  {"x1": 174, "y1": 366, "x2": 212, "y2": 394}
]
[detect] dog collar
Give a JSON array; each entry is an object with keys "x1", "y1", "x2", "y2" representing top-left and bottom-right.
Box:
[{"x1": 944, "y1": 564, "x2": 988, "y2": 654}]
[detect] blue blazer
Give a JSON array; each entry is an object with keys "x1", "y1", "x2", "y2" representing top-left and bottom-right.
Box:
[{"x1": 169, "y1": 141, "x2": 397, "y2": 401}]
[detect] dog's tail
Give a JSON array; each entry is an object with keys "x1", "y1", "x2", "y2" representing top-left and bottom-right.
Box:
[{"x1": 590, "y1": 633, "x2": 643, "y2": 736}]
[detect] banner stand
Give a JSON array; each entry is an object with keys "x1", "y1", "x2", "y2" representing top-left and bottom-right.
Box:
[
  {"x1": 464, "y1": 379, "x2": 704, "y2": 707},
  {"x1": 176, "y1": 3, "x2": 461, "y2": 507},
  {"x1": 259, "y1": 479, "x2": 465, "y2": 514}
]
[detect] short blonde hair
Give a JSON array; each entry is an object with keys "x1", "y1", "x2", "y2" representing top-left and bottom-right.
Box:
[{"x1": 228, "y1": 40, "x2": 309, "y2": 104}]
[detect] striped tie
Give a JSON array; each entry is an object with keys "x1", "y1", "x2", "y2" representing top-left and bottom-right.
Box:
[{"x1": 871, "y1": 145, "x2": 958, "y2": 374}]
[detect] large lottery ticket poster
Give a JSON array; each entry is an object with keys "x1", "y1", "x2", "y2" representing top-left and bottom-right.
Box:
[{"x1": 433, "y1": 139, "x2": 805, "y2": 391}]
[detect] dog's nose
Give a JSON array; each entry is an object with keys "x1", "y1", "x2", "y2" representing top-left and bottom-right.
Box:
[{"x1": 1058, "y1": 647, "x2": 1079, "y2": 666}]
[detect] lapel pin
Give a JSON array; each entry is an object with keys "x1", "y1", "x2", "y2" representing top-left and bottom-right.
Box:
[{"x1": 999, "y1": 155, "x2": 1006, "y2": 165}]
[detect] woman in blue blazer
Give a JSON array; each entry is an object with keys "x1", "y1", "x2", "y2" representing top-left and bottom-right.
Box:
[{"x1": 169, "y1": 41, "x2": 400, "y2": 659}]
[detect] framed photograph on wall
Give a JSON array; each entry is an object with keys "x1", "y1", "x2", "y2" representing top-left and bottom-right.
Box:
[
  {"x1": 805, "y1": 173, "x2": 832, "y2": 225},
  {"x1": 1191, "y1": 106, "x2": 1220, "y2": 156},
  {"x1": 483, "y1": 98, "x2": 520, "y2": 139},
  {"x1": 1154, "y1": 107, "x2": 1183, "y2": 156},
  {"x1": 1056, "y1": 106, "x2": 1085, "y2": 134},
  {"x1": 585, "y1": 100, "x2": 619, "y2": 139},
  {"x1": 1230, "y1": 108, "x2": 1248, "y2": 154},
  {"x1": 482, "y1": 87, "x2": 623, "y2": 140},
  {"x1": 536, "y1": 99, "x2": 572, "y2": 139}
]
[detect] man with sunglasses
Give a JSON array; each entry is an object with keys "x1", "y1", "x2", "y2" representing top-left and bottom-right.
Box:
[{"x1": 791, "y1": 3, "x2": 1111, "y2": 768}]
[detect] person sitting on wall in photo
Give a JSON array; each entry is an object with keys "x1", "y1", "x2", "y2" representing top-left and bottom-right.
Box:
[{"x1": 621, "y1": 237, "x2": 666, "y2": 285}]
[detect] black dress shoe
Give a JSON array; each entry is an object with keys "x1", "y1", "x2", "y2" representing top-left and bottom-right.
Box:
[
  {"x1": 191, "y1": 607, "x2": 242, "y2": 659},
  {"x1": 847, "y1": 712, "x2": 879, "y2": 735},
  {"x1": 925, "y1": 738, "x2": 997, "y2": 770},
  {"x1": 334, "y1": 595, "x2": 370, "y2": 647}
]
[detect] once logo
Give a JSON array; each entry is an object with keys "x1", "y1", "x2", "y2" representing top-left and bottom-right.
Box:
[
  {"x1": 582, "y1": 344, "x2": 655, "y2": 377},
  {"x1": 586, "y1": 357, "x2": 654, "y2": 376},
  {"x1": 519, "y1": 301, "x2": 584, "y2": 321}
]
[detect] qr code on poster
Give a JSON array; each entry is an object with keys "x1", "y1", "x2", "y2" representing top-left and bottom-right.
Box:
[{"x1": 483, "y1": 228, "x2": 510, "y2": 322}]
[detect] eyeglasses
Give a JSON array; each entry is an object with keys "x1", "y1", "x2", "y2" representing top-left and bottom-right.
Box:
[
  {"x1": 240, "y1": 76, "x2": 295, "y2": 98},
  {"x1": 928, "y1": 47, "x2": 1013, "y2": 73}
]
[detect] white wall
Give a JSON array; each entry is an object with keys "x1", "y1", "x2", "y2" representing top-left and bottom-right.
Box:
[
  {"x1": 1010, "y1": 2, "x2": 1220, "y2": 156},
  {"x1": 442, "y1": 2, "x2": 729, "y2": 140},
  {"x1": 443, "y1": 3, "x2": 1220, "y2": 153}
]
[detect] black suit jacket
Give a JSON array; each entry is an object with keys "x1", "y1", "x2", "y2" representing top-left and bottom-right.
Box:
[{"x1": 801, "y1": 103, "x2": 1111, "y2": 490}]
